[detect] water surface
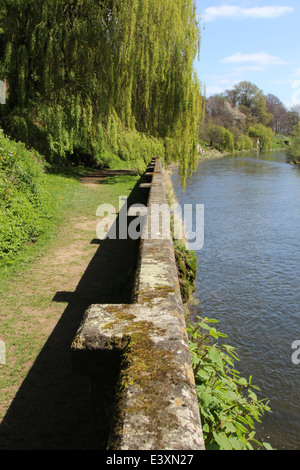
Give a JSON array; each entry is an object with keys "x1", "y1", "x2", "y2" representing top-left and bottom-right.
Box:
[{"x1": 171, "y1": 150, "x2": 300, "y2": 450}]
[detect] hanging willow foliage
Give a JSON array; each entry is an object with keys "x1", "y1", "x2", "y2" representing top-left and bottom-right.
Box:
[{"x1": 1, "y1": 0, "x2": 204, "y2": 179}]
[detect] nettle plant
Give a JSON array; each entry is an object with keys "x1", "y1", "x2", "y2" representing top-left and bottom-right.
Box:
[{"x1": 187, "y1": 316, "x2": 274, "y2": 450}]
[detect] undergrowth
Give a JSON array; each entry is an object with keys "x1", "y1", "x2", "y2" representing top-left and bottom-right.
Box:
[
  {"x1": 0, "y1": 128, "x2": 141, "y2": 276},
  {"x1": 187, "y1": 316, "x2": 274, "y2": 450},
  {"x1": 0, "y1": 129, "x2": 53, "y2": 264}
]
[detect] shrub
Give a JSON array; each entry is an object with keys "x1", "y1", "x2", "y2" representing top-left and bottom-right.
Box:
[
  {"x1": 235, "y1": 134, "x2": 254, "y2": 151},
  {"x1": 208, "y1": 124, "x2": 235, "y2": 153},
  {"x1": 287, "y1": 123, "x2": 300, "y2": 163},
  {"x1": 247, "y1": 124, "x2": 274, "y2": 150},
  {"x1": 221, "y1": 129, "x2": 235, "y2": 153},
  {"x1": 287, "y1": 135, "x2": 300, "y2": 163},
  {"x1": 188, "y1": 316, "x2": 274, "y2": 450},
  {"x1": 0, "y1": 130, "x2": 52, "y2": 262},
  {"x1": 93, "y1": 114, "x2": 167, "y2": 174}
]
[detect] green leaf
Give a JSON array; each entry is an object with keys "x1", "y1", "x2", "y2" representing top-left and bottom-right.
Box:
[
  {"x1": 238, "y1": 415, "x2": 254, "y2": 429},
  {"x1": 218, "y1": 390, "x2": 238, "y2": 401},
  {"x1": 202, "y1": 423, "x2": 210, "y2": 434},
  {"x1": 263, "y1": 442, "x2": 274, "y2": 450},
  {"x1": 238, "y1": 377, "x2": 248, "y2": 386},
  {"x1": 224, "y1": 422, "x2": 237, "y2": 433},
  {"x1": 248, "y1": 390, "x2": 258, "y2": 401},
  {"x1": 196, "y1": 369, "x2": 211, "y2": 380},
  {"x1": 199, "y1": 391, "x2": 215, "y2": 407},
  {"x1": 229, "y1": 436, "x2": 245, "y2": 450},
  {"x1": 209, "y1": 328, "x2": 219, "y2": 339},
  {"x1": 208, "y1": 347, "x2": 222, "y2": 364},
  {"x1": 251, "y1": 438, "x2": 264, "y2": 448},
  {"x1": 213, "y1": 432, "x2": 233, "y2": 450},
  {"x1": 199, "y1": 322, "x2": 210, "y2": 331},
  {"x1": 235, "y1": 422, "x2": 249, "y2": 434}
]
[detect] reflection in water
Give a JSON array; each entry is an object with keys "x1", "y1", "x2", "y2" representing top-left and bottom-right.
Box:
[{"x1": 172, "y1": 151, "x2": 300, "y2": 450}]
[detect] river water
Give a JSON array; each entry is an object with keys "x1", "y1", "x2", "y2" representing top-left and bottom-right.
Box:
[{"x1": 171, "y1": 150, "x2": 300, "y2": 450}]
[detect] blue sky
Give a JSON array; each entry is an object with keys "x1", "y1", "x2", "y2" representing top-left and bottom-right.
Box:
[{"x1": 194, "y1": 0, "x2": 300, "y2": 108}]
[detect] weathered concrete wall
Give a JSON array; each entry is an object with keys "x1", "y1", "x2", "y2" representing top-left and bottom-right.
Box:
[{"x1": 71, "y1": 159, "x2": 205, "y2": 450}]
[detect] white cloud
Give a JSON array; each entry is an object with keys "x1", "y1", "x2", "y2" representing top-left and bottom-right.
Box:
[
  {"x1": 204, "y1": 73, "x2": 244, "y2": 97},
  {"x1": 277, "y1": 70, "x2": 300, "y2": 108},
  {"x1": 292, "y1": 80, "x2": 300, "y2": 90},
  {"x1": 222, "y1": 52, "x2": 287, "y2": 67},
  {"x1": 290, "y1": 89, "x2": 300, "y2": 106},
  {"x1": 234, "y1": 65, "x2": 266, "y2": 72},
  {"x1": 205, "y1": 85, "x2": 225, "y2": 96},
  {"x1": 290, "y1": 77, "x2": 300, "y2": 106},
  {"x1": 202, "y1": 5, "x2": 294, "y2": 22},
  {"x1": 292, "y1": 68, "x2": 300, "y2": 78}
]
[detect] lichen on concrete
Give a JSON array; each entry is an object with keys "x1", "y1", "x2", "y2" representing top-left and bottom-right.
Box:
[{"x1": 71, "y1": 158, "x2": 205, "y2": 450}]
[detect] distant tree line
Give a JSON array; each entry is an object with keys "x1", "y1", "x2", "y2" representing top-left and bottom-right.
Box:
[{"x1": 200, "y1": 80, "x2": 299, "y2": 154}]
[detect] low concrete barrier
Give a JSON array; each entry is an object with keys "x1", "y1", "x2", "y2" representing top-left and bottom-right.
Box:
[{"x1": 71, "y1": 158, "x2": 205, "y2": 450}]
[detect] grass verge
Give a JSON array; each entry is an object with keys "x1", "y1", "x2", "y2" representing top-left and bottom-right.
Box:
[{"x1": 0, "y1": 167, "x2": 141, "y2": 446}]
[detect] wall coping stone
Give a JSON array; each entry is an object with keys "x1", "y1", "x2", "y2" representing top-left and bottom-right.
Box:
[{"x1": 71, "y1": 158, "x2": 205, "y2": 450}]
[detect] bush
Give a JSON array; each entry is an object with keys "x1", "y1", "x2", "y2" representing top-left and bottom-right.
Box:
[
  {"x1": 3, "y1": 106, "x2": 171, "y2": 173},
  {"x1": 91, "y1": 114, "x2": 167, "y2": 174},
  {"x1": 207, "y1": 124, "x2": 235, "y2": 153},
  {"x1": 116, "y1": 127, "x2": 165, "y2": 174},
  {"x1": 0, "y1": 130, "x2": 52, "y2": 262},
  {"x1": 287, "y1": 123, "x2": 300, "y2": 163},
  {"x1": 287, "y1": 135, "x2": 300, "y2": 163},
  {"x1": 235, "y1": 134, "x2": 254, "y2": 151},
  {"x1": 271, "y1": 134, "x2": 290, "y2": 150},
  {"x1": 188, "y1": 316, "x2": 274, "y2": 450},
  {"x1": 247, "y1": 124, "x2": 274, "y2": 150},
  {"x1": 221, "y1": 129, "x2": 235, "y2": 153}
]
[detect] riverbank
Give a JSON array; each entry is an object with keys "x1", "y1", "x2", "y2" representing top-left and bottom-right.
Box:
[
  {"x1": 198, "y1": 145, "x2": 289, "y2": 161},
  {"x1": 198, "y1": 148, "x2": 233, "y2": 160},
  {"x1": 163, "y1": 167, "x2": 198, "y2": 309}
]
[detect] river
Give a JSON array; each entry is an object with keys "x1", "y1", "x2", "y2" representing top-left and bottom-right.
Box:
[{"x1": 171, "y1": 150, "x2": 300, "y2": 450}]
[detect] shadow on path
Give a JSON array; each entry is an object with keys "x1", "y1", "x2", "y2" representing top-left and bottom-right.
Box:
[{"x1": 0, "y1": 178, "x2": 147, "y2": 450}]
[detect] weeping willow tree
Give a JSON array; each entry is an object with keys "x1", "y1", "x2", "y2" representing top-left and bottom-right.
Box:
[{"x1": 0, "y1": 0, "x2": 204, "y2": 180}]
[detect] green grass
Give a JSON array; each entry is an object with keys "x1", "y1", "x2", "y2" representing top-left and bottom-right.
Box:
[
  {"x1": 0, "y1": 166, "x2": 141, "y2": 425},
  {"x1": 0, "y1": 167, "x2": 140, "y2": 288},
  {"x1": 270, "y1": 134, "x2": 290, "y2": 149}
]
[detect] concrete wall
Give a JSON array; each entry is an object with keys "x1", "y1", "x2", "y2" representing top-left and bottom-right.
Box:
[{"x1": 71, "y1": 159, "x2": 205, "y2": 450}]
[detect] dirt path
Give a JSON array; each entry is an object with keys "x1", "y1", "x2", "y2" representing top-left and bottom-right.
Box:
[{"x1": 0, "y1": 177, "x2": 141, "y2": 449}]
